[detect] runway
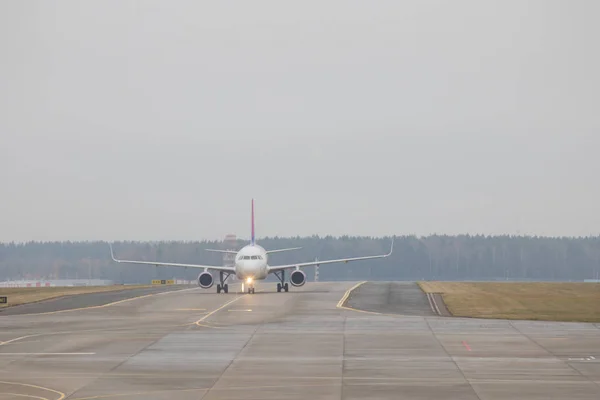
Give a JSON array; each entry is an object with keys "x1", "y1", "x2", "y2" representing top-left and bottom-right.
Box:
[{"x1": 1, "y1": 281, "x2": 599, "y2": 399}]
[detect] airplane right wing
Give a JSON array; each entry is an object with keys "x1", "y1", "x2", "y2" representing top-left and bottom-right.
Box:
[
  {"x1": 109, "y1": 244, "x2": 235, "y2": 272},
  {"x1": 267, "y1": 239, "x2": 394, "y2": 273}
]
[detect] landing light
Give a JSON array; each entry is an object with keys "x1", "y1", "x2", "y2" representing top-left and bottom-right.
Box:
[{"x1": 246, "y1": 277, "x2": 253, "y2": 284}]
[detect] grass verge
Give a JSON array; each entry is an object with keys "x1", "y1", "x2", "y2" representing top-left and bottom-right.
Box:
[
  {"x1": 417, "y1": 281, "x2": 600, "y2": 322},
  {"x1": 0, "y1": 285, "x2": 158, "y2": 308}
]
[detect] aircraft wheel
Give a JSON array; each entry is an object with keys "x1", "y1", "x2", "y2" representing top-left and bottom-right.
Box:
[
  {"x1": 224, "y1": 284, "x2": 229, "y2": 294},
  {"x1": 277, "y1": 283, "x2": 282, "y2": 292},
  {"x1": 217, "y1": 284, "x2": 222, "y2": 294},
  {"x1": 284, "y1": 283, "x2": 289, "y2": 292}
]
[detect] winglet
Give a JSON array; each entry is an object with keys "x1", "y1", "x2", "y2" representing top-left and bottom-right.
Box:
[
  {"x1": 109, "y1": 243, "x2": 118, "y2": 262},
  {"x1": 387, "y1": 237, "x2": 395, "y2": 256}
]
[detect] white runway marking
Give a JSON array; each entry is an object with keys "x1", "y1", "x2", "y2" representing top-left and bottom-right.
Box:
[
  {"x1": 567, "y1": 356, "x2": 596, "y2": 361},
  {"x1": 0, "y1": 352, "x2": 95, "y2": 356},
  {"x1": 194, "y1": 295, "x2": 247, "y2": 326},
  {"x1": 0, "y1": 335, "x2": 38, "y2": 347}
]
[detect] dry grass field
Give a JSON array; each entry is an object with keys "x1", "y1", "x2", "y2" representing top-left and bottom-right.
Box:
[
  {"x1": 418, "y1": 281, "x2": 600, "y2": 322},
  {"x1": 0, "y1": 285, "x2": 155, "y2": 308}
]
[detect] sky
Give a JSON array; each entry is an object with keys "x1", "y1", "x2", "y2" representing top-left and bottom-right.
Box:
[{"x1": 1, "y1": 1, "x2": 599, "y2": 242}]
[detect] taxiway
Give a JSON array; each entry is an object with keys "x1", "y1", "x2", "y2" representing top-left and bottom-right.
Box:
[{"x1": 1, "y1": 281, "x2": 599, "y2": 399}]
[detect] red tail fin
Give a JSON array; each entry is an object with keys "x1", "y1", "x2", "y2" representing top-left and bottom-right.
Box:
[{"x1": 251, "y1": 199, "x2": 255, "y2": 245}]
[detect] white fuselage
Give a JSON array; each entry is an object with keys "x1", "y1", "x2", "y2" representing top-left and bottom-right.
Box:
[{"x1": 233, "y1": 244, "x2": 269, "y2": 281}]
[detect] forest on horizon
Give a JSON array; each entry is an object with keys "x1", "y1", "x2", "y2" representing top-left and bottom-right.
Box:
[{"x1": 1, "y1": 235, "x2": 599, "y2": 283}]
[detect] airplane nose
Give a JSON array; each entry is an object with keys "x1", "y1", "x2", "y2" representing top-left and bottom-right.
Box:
[{"x1": 241, "y1": 260, "x2": 259, "y2": 271}]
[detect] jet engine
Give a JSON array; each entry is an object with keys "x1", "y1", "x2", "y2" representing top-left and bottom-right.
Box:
[
  {"x1": 197, "y1": 272, "x2": 214, "y2": 288},
  {"x1": 290, "y1": 270, "x2": 306, "y2": 287}
]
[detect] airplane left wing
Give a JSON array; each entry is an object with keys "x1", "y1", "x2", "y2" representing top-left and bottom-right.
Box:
[
  {"x1": 267, "y1": 239, "x2": 394, "y2": 273},
  {"x1": 204, "y1": 249, "x2": 239, "y2": 254},
  {"x1": 109, "y1": 244, "x2": 235, "y2": 272}
]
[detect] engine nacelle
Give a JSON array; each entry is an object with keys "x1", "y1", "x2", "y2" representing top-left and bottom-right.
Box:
[
  {"x1": 290, "y1": 270, "x2": 306, "y2": 287},
  {"x1": 197, "y1": 272, "x2": 214, "y2": 288}
]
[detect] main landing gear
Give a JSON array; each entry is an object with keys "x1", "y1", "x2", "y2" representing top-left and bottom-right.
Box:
[
  {"x1": 216, "y1": 271, "x2": 231, "y2": 294},
  {"x1": 274, "y1": 270, "x2": 289, "y2": 293}
]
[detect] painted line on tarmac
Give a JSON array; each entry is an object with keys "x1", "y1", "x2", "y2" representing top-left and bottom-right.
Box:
[
  {"x1": 0, "y1": 340, "x2": 41, "y2": 347},
  {"x1": 0, "y1": 381, "x2": 65, "y2": 400},
  {"x1": 0, "y1": 353, "x2": 95, "y2": 356},
  {"x1": 426, "y1": 292, "x2": 441, "y2": 315},
  {"x1": 1, "y1": 320, "x2": 205, "y2": 348},
  {"x1": 336, "y1": 281, "x2": 387, "y2": 316},
  {"x1": 1, "y1": 287, "x2": 200, "y2": 316},
  {"x1": 336, "y1": 281, "x2": 367, "y2": 309},
  {"x1": 70, "y1": 377, "x2": 491, "y2": 400},
  {"x1": 194, "y1": 294, "x2": 248, "y2": 327},
  {"x1": 0, "y1": 335, "x2": 39, "y2": 347},
  {"x1": 337, "y1": 282, "x2": 450, "y2": 318},
  {"x1": 0, "y1": 392, "x2": 50, "y2": 399},
  {"x1": 192, "y1": 289, "x2": 265, "y2": 327}
]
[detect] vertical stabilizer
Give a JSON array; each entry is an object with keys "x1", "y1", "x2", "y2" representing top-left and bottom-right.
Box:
[{"x1": 251, "y1": 199, "x2": 255, "y2": 245}]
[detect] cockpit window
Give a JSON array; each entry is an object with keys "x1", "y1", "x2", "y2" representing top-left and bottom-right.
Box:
[{"x1": 241, "y1": 255, "x2": 263, "y2": 260}]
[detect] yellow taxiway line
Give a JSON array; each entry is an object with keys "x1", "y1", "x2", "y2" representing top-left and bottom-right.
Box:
[
  {"x1": 0, "y1": 381, "x2": 65, "y2": 400},
  {"x1": 336, "y1": 281, "x2": 388, "y2": 316},
  {"x1": 336, "y1": 281, "x2": 367, "y2": 308}
]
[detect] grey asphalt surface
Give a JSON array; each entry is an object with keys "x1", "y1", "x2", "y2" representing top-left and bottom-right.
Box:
[
  {"x1": 1, "y1": 281, "x2": 599, "y2": 399},
  {"x1": 344, "y1": 281, "x2": 438, "y2": 316},
  {"x1": 0, "y1": 285, "x2": 193, "y2": 316}
]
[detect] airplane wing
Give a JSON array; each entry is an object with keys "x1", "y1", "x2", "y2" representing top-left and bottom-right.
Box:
[
  {"x1": 267, "y1": 239, "x2": 394, "y2": 273},
  {"x1": 204, "y1": 249, "x2": 239, "y2": 254},
  {"x1": 266, "y1": 247, "x2": 302, "y2": 254},
  {"x1": 109, "y1": 244, "x2": 235, "y2": 272}
]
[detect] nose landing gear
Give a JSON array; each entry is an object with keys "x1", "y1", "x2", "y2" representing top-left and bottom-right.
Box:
[{"x1": 245, "y1": 278, "x2": 256, "y2": 294}]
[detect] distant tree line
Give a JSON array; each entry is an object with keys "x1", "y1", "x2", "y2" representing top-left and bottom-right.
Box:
[{"x1": 0, "y1": 235, "x2": 599, "y2": 284}]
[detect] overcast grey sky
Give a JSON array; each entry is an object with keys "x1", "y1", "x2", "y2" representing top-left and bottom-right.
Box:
[{"x1": 1, "y1": 1, "x2": 598, "y2": 242}]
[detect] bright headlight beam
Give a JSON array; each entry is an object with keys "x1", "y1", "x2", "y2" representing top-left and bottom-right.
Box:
[{"x1": 246, "y1": 277, "x2": 253, "y2": 284}]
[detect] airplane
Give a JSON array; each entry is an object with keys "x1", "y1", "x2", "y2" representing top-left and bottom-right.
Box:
[{"x1": 109, "y1": 199, "x2": 394, "y2": 294}]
